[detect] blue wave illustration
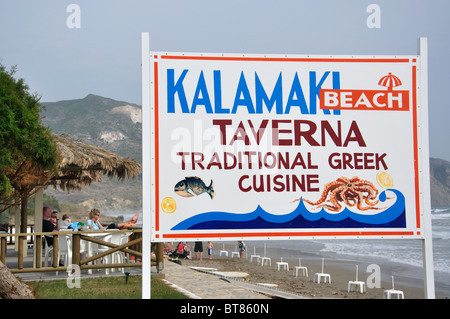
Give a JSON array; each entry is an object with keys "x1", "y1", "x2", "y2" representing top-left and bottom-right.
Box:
[{"x1": 171, "y1": 189, "x2": 406, "y2": 230}]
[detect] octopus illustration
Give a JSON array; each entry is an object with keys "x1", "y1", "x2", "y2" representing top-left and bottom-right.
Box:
[{"x1": 292, "y1": 176, "x2": 383, "y2": 212}]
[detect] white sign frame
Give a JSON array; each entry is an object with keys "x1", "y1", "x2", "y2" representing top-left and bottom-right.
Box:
[{"x1": 141, "y1": 34, "x2": 434, "y2": 298}]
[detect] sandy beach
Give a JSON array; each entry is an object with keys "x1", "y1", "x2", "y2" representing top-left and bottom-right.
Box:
[{"x1": 174, "y1": 242, "x2": 449, "y2": 299}]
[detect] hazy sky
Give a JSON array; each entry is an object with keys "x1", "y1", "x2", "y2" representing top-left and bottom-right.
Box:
[{"x1": 1, "y1": 0, "x2": 449, "y2": 160}]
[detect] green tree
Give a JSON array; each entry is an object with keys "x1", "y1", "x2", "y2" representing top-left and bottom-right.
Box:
[{"x1": 0, "y1": 63, "x2": 58, "y2": 230}]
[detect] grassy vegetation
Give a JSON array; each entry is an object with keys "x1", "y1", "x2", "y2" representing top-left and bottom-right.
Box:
[{"x1": 27, "y1": 276, "x2": 189, "y2": 299}]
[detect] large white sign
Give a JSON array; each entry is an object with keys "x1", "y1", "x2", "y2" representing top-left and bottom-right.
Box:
[{"x1": 146, "y1": 51, "x2": 428, "y2": 242}]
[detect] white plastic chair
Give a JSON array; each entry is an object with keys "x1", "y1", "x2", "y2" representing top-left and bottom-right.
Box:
[
  {"x1": 119, "y1": 232, "x2": 132, "y2": 264},
  {"x1": 94, "y1": 231, "x2": 133, "y2": 274},
  {"x1": 259, "y1": 257, "x2": 271, "y2": 266},
  {"x1": 231, "y1": 245, "x2": 239, "y2": 258},
  {"x1": 43, "y1": 235, "x2": 53, "y2": 267},
  {"x1": 219, "y1": 243, "x2": 228, "y2": 256},
  {"x1": 102, "y1": 232, "x2": 128, "y2": 273},
  {"x1": 348, "y1": 265, "x2": 366, "y2": 293},
  {"x1": 90, "y1": 233, "x2": 112, "y2": 274},
  {"x1": 43, "y1": 240, "x2": 52, "y2": 266},
  {"x1": 43, "y1": 234, "x2": 71, "y2": 275},
  {"x1": 250, "y1": 246, "x2": 260, "y2": 262},
  {"x1": 57, "y1": 234, "x2": 72, "y2": 266},
  {"x1": 384, "y1": 276, "x2": 404, "y2": 299},
  {"x1": 294, "y1": 258, "x2": 308, "y2": 277},
  {"x1": 42, "y1": 229, "x2": 74, "y2": 265},
  {"x1": 276, "y1": 257, "x2": 289, "y2": 271},
  {"x1": 55, "y1": 234, "x2": 72, "y2": 275},
  {"x1": 314, "y1": 258, "x2": 331, "y2": 284}
]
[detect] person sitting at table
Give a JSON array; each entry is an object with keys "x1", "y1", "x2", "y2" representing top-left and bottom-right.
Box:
[
  {"x1": 109, "y1": 212, "x2": 140, "y2": 229},
  {"x1": 86, "y1": 209, "x2": 139, "y2": 230},
  {"x1": 86, "y1": 208, "x2": 104, "y2": 230},
  {"x1": 50, "y1": 210, "x2": 59, "y2": 226},
  {"x1": 59, "y1": 214, "x2": 72, "y2": 229},
  {"x1": 42, "y1": 206, "x2": 59, "y2": 246}
]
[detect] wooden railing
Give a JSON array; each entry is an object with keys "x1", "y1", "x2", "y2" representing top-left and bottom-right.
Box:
[
  {"x1": 1, "y1": 224, "x2": 35, "y2": 245},
  {"x1": 0, "y1": 229, "x2": 162, "y2": 274}
]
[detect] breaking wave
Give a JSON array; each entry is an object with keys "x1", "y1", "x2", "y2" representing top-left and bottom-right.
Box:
[{"x1": 172, "y1": 189, "x2": 406, "y2": 230}]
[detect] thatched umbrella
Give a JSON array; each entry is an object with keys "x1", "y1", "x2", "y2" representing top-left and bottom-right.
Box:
[{"x1": 48, "y1": 133, "x2": 141, "y2": 191}]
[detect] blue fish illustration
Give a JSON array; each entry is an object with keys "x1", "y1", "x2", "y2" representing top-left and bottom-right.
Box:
[{"x1": 174, "y1": 176, "x2": 215, "y2": 199}]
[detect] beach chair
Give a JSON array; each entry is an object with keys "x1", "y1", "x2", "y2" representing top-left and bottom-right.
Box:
[
  {"x1": 259, "y1": 257, "x2": 271, "y2": 266},
  {"x1": 383, "y1": 276, "x2": 404, "y2": 299},
  {"x1": 43, "y1": 234, "x2": 72, "y2": 275},
  {"x1": 43, "y1": 235, "x2": 53, "y2": 267},
  {"x1": 231, "y1": 245, "x2": 239, "y2": 258},
  {"x1": 219, "y1": 243, "x2": 228, "y2": 256},
  {"x1": 294, "y1": 258, "x2": 308, "y2": 277},
  {"x1": 313, "y1": 258, "x2": 331, "y2": 284},
  {"x1": 347, "y1": 265, "x2": 366, "y2": 293},
  {"x1": 106, "y1": 231, "x2": 132, "y2": 273},
  {"x1": 85, "y1": 233, "x2": 112, "y2": 274},
  {"x1": 276, "y1": 257, "x2": 289, "y2": 271},
  {"x1": 259, "y1": 243, "x2": 271, "y2": 266},
  {"x1": 56, "y1": 234, "x2": 72, "y2": 276},
  {"x1": 250, "y1": 247, "x2": 260, "y2": 262}
]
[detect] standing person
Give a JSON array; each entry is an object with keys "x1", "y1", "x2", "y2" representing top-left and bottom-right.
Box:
[
  {"x1": 238, "y1": 241, "x2": 246, "y2": 258},
  {"x1": 207, "y1": 241, "x2": 214, "y2": 260},
  {"x1": 194, "y1": 241, "x2": 203, "y2": 260},
  {"x1": 184, "y1": 243, "x2": 191, "y2": 259}
]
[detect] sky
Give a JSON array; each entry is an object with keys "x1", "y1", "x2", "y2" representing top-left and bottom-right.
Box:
[{"x1": 0, "y1": 0, "x2": 449, "y2": 161}]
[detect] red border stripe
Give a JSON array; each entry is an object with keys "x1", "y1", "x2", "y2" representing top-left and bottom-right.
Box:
[
  {"x1": 162, "y1": 231, "x2": 415, "y2": 239},
  {"x1": 160, "y1": 55, "x2": 410, "y2": 63},
  {"x1": 154, "y1": 61, "x2": 160, "y2": 231},
  {"x1": 153, "y1": 56, "x2": 421, "y2": 238}
]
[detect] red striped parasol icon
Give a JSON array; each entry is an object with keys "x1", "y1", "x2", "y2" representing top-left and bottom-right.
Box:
[{"x1": 378, "y1": 73, "x2": 402, "y2": 91}]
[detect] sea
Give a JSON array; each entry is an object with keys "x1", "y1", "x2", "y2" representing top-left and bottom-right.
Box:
[{"x1": 120, "y1": 207, "x2": 450, "y2": 297}]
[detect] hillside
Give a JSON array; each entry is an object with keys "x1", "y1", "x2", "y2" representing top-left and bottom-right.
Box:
[
  {"x1": 42, "y1": 94, "x2": 142, "y2": 163},
  {"x1": 41, "y1": 94, "x2": 142, "y2": 216},
  {"x1": 40, "y1": 94, "x2": 450, "y2": 217},
  {"x1": 430, "y1": 157, "x2": 450, "y2": 206}
]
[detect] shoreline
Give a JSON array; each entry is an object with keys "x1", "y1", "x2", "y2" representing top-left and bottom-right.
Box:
[{"x1": 177, "y1": 242, "x2": 449, "y2": 299}]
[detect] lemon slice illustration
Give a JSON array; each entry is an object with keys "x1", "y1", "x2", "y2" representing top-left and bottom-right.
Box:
[
  {"x1": 161, "y1": 197, "x2": 177, "y2": 213},
  {"x1": 376, "y1": 172, "x2": 394, "y2": 188}
]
